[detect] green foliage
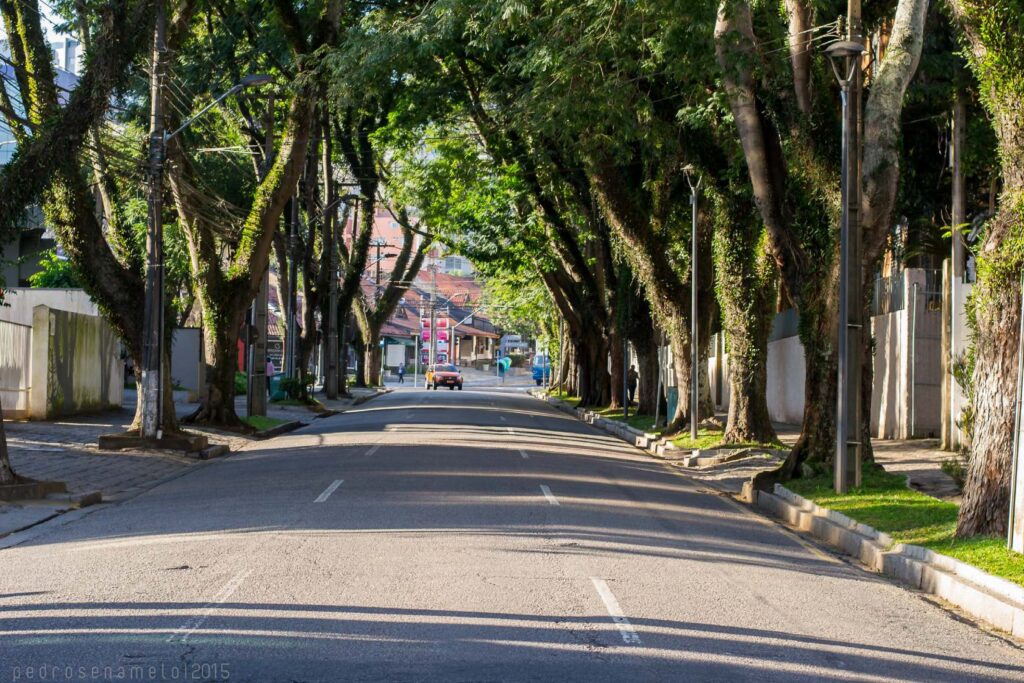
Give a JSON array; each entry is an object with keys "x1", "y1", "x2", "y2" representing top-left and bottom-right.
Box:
[
  {"x1": 27, "y1": 249, "x2": 81, "y2": 288},
  {"x1": 941, "y1": 456, "x2": 968, "y2": 489},
  {"x1": 278, "y1": 373, "x2": 316, "y2": 400}
]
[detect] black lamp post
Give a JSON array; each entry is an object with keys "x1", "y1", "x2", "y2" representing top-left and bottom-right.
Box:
[
  {"x1": 825, "y1": 39, "x2": 866, "y2": 492},
  {"x1": 683, "y1": 164, "x2": 702, "y2": 442}
]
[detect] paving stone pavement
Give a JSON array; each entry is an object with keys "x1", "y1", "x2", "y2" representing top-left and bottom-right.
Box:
[{"x1": 5, "y1": 414, "x2": 197, "y2": 501}]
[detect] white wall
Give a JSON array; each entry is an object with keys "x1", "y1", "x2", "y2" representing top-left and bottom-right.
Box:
[
  {"x1": 0, "y1": 319, "x2": 32, "y2": 418},
  {"x1": 766, "y1": 335, "x2": 806, "y2": 425},
  {"x1": 29, "y1": 305, "x2": 123, "y2": 419},
  {"x1": 0, "y1": 288, "x2": 100, "y2": 326}
]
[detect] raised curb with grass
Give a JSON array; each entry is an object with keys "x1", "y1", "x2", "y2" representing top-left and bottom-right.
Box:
[{"x1": 756, "y1": 484, "x2": 1024, "y2": 639}]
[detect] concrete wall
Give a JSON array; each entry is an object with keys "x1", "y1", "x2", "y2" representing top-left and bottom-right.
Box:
[
  {"x1": 870, "y1": 271, "x2": 942, "y2": 439},
  {"x1": 766, "y1": 335, "x2": 807, "y2": 425},
  {"x1": 0, "y1": 288, "x2": 99, "y2": 325},
  {"x1": 706, "y1": 269, "x2": 942, "y2": 436},
  {"x1": 29, "y1": 305, "x2": 123, "y2": 419},
  {"x1": 0, "y1": 319, "x2": 32, "y2": 418},
  {"x1": 171, "y1": 327, "x2": 204, "y2": 394}
]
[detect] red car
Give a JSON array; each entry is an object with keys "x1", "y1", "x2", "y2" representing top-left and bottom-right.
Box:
[{"x1": 426, "y1": 363, "x2": 463, "y2": 390}]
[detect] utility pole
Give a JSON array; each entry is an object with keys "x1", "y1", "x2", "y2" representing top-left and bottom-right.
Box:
[
  {"x1": 141, "y1": 0, "x2": 167, "y2": 440},
  {"x1": 247, "y1": 269, "x2": 269, "y2": 415},
  {"x1": 430, "y1": 255, "x2": 437, "y2": 367},
  {"x1": 324, "y1": 207, "x2": 340, "y2": 399},
  {"x1": 827, "y1": 2, "x2": 865, "y2": 492},
  {"x1": 684, "y1": 166, "x2": 702, "y2": 441},
  {"x1": 286, "y1": 198, "x2": 299, "y2": 381},
  {"x1": 949, "y1": 95, "x2": 967, "y2": 449}
]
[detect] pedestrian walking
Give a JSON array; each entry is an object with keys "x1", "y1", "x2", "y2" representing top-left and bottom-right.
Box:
[
  {"x1": 398, "y1": 362, "x2": 405, "y2": 384},
  {"x1": 266, "y1": 358, "x2": 275, "y2": 397},
  {"x1": 627, "y1": 364, "x2": 639, "y2": 405}
]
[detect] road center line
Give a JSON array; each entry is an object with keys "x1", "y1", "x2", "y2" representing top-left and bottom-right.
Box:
[
  {"x1": 314, "y1": 479, "x2": 344, "y2": 503},
  {"x1": 519, "y1": 449, "x2": 529, "y2": 459},
  {"x1": 365, "y1": 444, "x2": 381, "y2": 457},
  {"x1": 539, "y1": 484, "x2": 559, "y2": 506},
  {"x1": 167, "y1": 569, "x2": 251, "y2": 643},
  {"x1": 590, "y1": 577, "x2": 642, "y2": 645}
]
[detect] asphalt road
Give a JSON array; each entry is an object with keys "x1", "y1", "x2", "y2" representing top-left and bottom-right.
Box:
[{"x1": 1, "y1": 388, "x2": 1023, "y2": 682}]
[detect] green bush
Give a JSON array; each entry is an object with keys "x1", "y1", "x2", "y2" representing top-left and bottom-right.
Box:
[
  {"x1": 941, "y1": 455, "x2": 968, "y2": 489},
  {"x1": 234, "y1": 371, "x2": 247, "y2": 396},
  {"x1": 279, "y1": 373, "x2": 316, "y2": 400}
]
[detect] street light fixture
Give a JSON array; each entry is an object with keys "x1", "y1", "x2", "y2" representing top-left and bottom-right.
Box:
[
  {"x1": 140, "y1": 6, "x2": 274, "y2": 441},
  {"x1": 683, "y1": 164, "x2": 702, "y2": 442},
  {"x1": 825, "y1": 38, "x2": 866, "y2": 493}
]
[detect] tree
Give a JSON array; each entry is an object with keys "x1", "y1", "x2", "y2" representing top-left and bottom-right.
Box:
[
  {"x1": 165, "y1": 0, "x2": 336, "y2": 426},
  {"x1": 716, "y1": 0, "x2": 928, "y2": 479},
  {"x1": 946, "y1": 0, "x2": 1024, "y2": 537},
  {"x1": 0, "y1": 0, "x2": 191, "y2": 433}
]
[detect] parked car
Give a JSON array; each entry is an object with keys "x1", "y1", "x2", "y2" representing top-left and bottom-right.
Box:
[
  {"x1": 426, "y1": 363, "x2": 463, "y2": 390},
  {"x1": 531, "y1": 354, "x2": 551, "y2": 386}
]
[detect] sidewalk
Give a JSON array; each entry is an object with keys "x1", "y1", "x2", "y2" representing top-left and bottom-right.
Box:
[
  {"x1": 684, "y1": 420, "x2": 960, "y2": 501},
  {"x1": 1, "y1": 385, "x2": 383, "y2": 539}
]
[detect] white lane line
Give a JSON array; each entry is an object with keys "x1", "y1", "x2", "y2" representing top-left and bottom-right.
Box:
[
  {"x1": 519, "y1": 449, "x2": 530, "y2": 459},
  {"x1": 314, "y1": 479, "x2": 344, "y2": 503},
  {"x1": 365, "y1": 444, "x2": 381, "y2": 457},
  {"x1": 590, "y1": 578, "x2": 641, "y2": 645},
  {"x1": 167, "y1": 569, "x2": 251, "y2": 643},
  {"x1": 500, "y1": 415, "x2": 507, "y2": 422},
  {"x1": 539, "y1": 484, "x2": 559, "y2": 506}
]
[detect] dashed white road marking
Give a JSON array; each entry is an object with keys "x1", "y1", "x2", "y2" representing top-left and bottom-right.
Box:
[
  {"x1": 499, "y1": 415, "x2": 507, "y2": 422},
  {"x1": 365, "y1": 444, "x2": 381, "y2": 457},
  {"x1": 519, "y1": 449, "x2": 529, "y2": 459},
  {"x1": 539, "y1": 484, "x2": 559, "y2": 506},
  {"x1": 314, "y1": 479, "x2": 344, "y2": 503},
  {"x1": 590, "y1": 578, "x2": 641, "y2": 645},
  {"x1": 167, "y1": 569, "x2": 251, "y2": 643}
]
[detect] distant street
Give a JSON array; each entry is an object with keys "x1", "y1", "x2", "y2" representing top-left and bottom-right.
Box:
[{"x1": 1, "y1": 389, "x2": 1022, "y2": 682}]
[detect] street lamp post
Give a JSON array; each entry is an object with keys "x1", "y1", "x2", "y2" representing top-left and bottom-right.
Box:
[
  {"x1": 684, "y1": 165, "x2": 702, "y2": 442},
  {"x1": 826, "y1": 37, "x2": 866, "y2": 492},
  {"x1": 140, "y1": 0, "x2": 272, "y2": 440}
]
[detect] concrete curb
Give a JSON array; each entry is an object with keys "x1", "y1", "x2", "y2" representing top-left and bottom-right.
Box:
[
  {"x1": 757, "y1": 484, "x2": 1024, "y2": 639},
  {"x1": 253, "y1": 421, "x2": 305, "y2": 439},
  {"x1": 45, "y1": 490, "x2": 102, "y2": 508}
]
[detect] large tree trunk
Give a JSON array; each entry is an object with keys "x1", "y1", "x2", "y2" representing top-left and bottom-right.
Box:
[
  {"x1": 935, "y1": 0, "x2": 1024, "y2": 537},
  {"x1": 957, "y1": 279, "x2": 1019, "y2": 535},
  {"x1": 609, "y1": 327, "x2": 624, "y2": 410},
  {"x1": 577, "y1": 328, "x2": 611, "y2": 407},
  {"x1": 364, "y1": 327, "x2": 383, "y2": 387},
  {"x1": 715, "y1": 203, "x2": 777, "y2": 444},
  {"x1": 635, "y1": 336, "x2": 660, "y2": 416},
  {"x1": 198, "y1": 306, "x2": 247, "y2": 427}
]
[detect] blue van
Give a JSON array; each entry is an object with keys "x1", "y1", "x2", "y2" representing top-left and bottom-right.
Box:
[{"x1": 531, "y1": 354, "x2": 551, "y2": 386}]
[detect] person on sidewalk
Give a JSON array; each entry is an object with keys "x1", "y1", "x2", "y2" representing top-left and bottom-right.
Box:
[
  {"x1": 627, "y1": 365, "x2": 639, "y2": 405},
  {"x1": 266, "y1": 359, "x2": 275, "y2": 397},
  {"x1": 398, "y1": 362, "x2": 406, "y2": 384}
]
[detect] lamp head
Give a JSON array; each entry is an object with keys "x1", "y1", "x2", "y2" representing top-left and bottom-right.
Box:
[
  {"x1": 824, "y1": 40, "x2": 866, "y2": 61},
  {"x1": 239, "y1": 73, "x2": 274, "y2": 88}
]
